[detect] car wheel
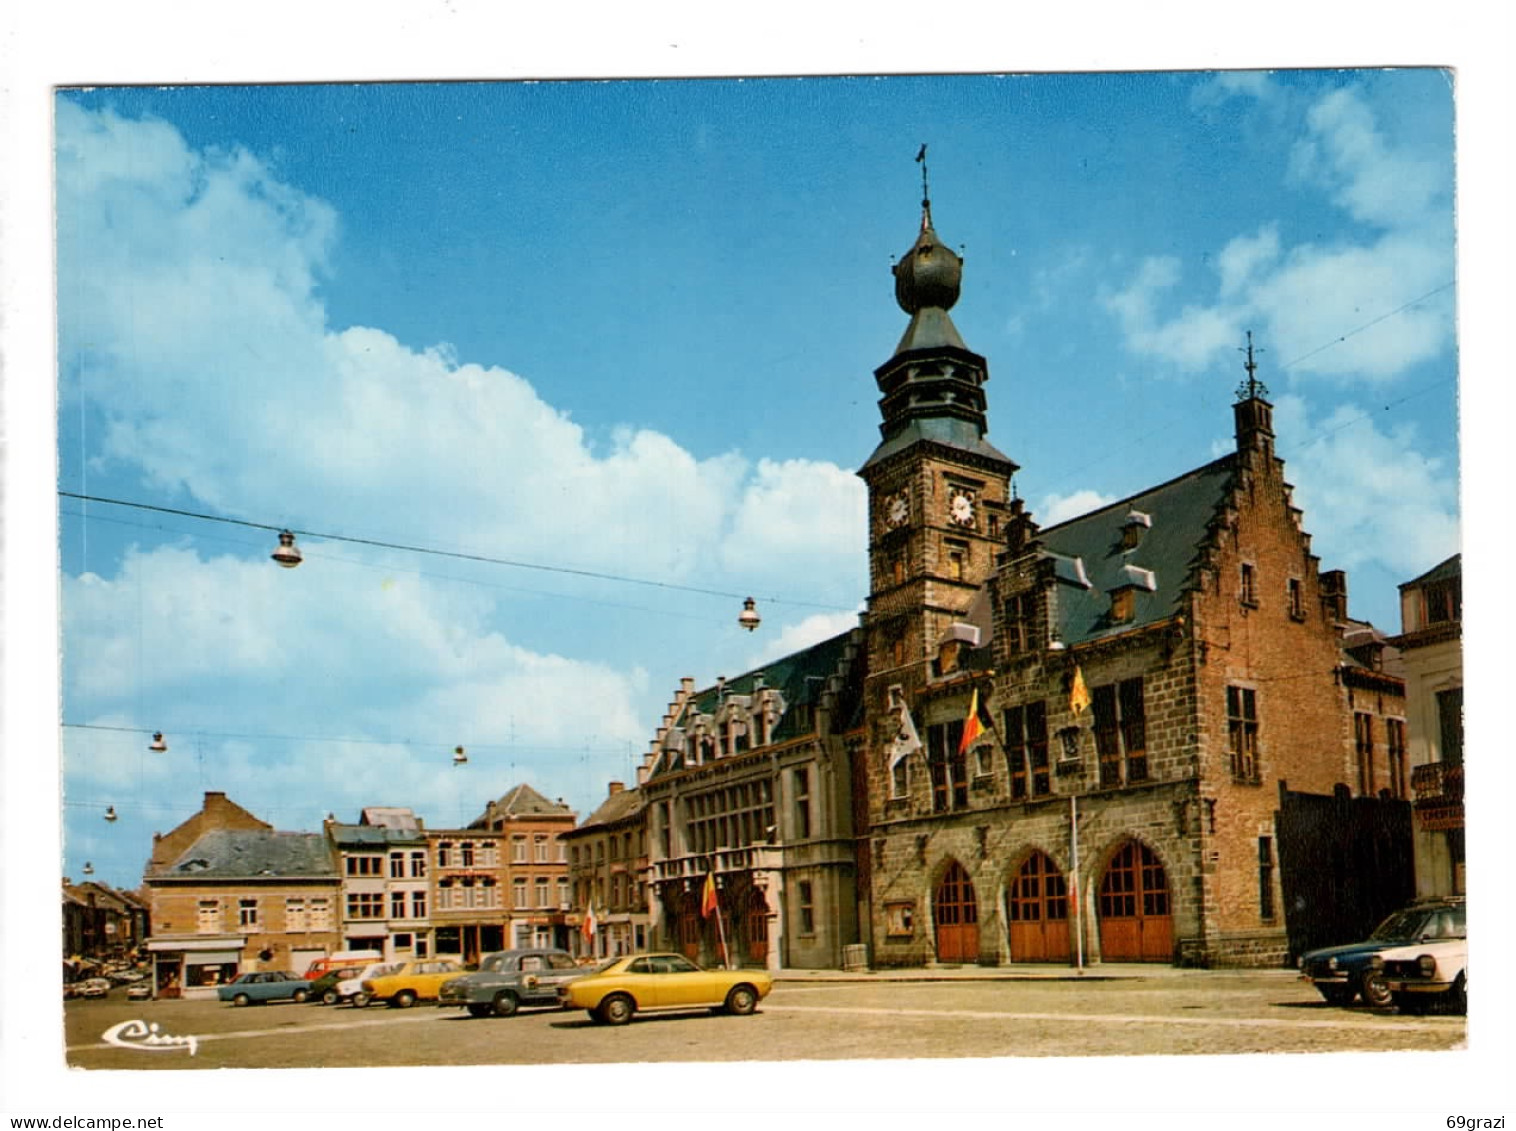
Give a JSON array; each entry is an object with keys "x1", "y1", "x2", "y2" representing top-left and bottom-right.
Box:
[
  {"x1": 322, "y1": 990, "x2": 338, "y2": 1006},
  {"x1": 394, "y1": 989, "x2": 417, "y2": 1009},
  {"x1": 492, "y1": 991, "x2": 519, "y2": 1018},
  {"x1": 467, "y1": 1003, "x2": 492, "y2": 1018},
  {"x1": 724, "y1": 984, "x2": 759, "y2": 1016},
  {"x1": 1358, "y1": 970, "x2": 1393, "y2": 1009},
  {"x1": 351, "y1": 992, "x2": 370, "y2": 1008},
  {"x1": 233, "y1": 993, "x2": 251, "y2": 1007},
  {"x1": 1318, "y1": 984, "x2": 1355, "y2": 1006},
  {"x1": 1450, "y1": 974, "x2": 1467, "y2": 1015},
  {"x1": 599, "y1": 993, "x2": 635, "y2": 1026},
  {"x1": 292, "y1": 989, "x2": 309, "y2": 1003}
]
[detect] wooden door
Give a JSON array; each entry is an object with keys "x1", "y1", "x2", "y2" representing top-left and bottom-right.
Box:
[
  {"x1": 1097, "y1": 841, "x2": 1173, "y2": 962},
  {"x1": 933, "y1": 860, "x2": 979, "y2": 964},
  {"x1": 1007, "y1": 851, "x2": 1071, "y2": 962},
  {"x1": 744, "y1": 889, "x2": 769, "y2": 966}
]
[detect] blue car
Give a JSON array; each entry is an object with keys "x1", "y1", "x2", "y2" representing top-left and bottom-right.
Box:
[
  {"x1": 216, "y1": 970, "x2": 314, "y2": 1006},
  {"x1": 1298, "y1": 898, "x2": 1465, "y2": 1007}
]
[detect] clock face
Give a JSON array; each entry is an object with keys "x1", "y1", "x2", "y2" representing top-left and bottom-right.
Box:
[
  {"x1": 949, "y1": 490, "x2": 975, "y2": 526},
  {"x1": 886, "y1": 494, "x2": 910, "y2": 528}
]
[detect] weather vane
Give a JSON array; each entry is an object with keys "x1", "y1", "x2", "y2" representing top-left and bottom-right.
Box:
[
  {"x1": 915, "y1": 143, "x2": 933, "y2": 228},
  {"x1": 1236, "y1": 330, "x2": 1270, "y2": 400}
]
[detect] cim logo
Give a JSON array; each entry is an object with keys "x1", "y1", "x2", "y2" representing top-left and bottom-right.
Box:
[{"x1": 100, "y1": 1019, "x2": 198, "y2": 1056}]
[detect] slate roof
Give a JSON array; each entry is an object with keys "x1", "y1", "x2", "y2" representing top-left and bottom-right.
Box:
[
  {"x1": 327, "y1": 823, "x2": 426, "y2": 848},
  {"x1": 649, "y1": 628, "x2": 863, "y2": 779},
  {"x1": 572, "y1": 787, "x2": 645, "y2": 833},
  {"x1": 165, "y1": 829, "x2": 337, "y2": 880},
  {"x1": 470, "y1": 783, "x2": 575, "y2": 828},
  {"x1": 360, "y1": 806, "x2": 421, "y2": 830},
  {"x1": 1036, "y1": 455, "x2": 1237, "y2": 648},
  {"x1": 861, "y1": 414, "x2": 1015, "y2": 475},
  {"x1": 1400, "y1": 553, "x2": 1460, "y2": 590}
]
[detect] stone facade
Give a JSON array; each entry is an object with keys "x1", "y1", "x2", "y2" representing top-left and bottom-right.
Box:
[{"x1": 561, "y1": 781, "x2": 651, "y2": 960}]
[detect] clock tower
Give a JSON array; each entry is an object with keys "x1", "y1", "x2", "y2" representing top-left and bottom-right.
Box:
[{"x1": 859, "y1": 181, "x2": 1017, "y2": 697}]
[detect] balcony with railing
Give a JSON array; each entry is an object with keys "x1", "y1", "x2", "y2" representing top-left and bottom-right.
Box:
[{"x1": 652, "y1": 845, "x2": 783, "y2": 883}]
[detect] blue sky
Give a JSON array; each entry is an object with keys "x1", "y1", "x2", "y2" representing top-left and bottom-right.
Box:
[{"x1": 50, "y1": 70, "x2": 1462, "y2": 890}]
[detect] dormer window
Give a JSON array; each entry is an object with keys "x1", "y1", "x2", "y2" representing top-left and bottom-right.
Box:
[
  {"x1": 1121, "y1": 509, "x2": 1152, "y2": 551},
  {"x1": 1111, "y1": 587, "x2": 1135, "y2": 623}
]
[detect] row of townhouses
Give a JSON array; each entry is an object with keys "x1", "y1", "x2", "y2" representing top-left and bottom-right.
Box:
[{"x1": 120, "y1": 199, "x2": 1464, "y2": 995}]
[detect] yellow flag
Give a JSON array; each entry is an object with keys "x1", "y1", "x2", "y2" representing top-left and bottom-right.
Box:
[{"x1": 1069, "y1": 664, "x2": 1091, "y2": 715}]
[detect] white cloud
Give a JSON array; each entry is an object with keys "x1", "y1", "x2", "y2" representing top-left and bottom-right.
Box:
[
  {"x1": 1103, "y1": 84, "x2": 1454, "y2": 385},
  {"x1": 1190, "y1": 71, "x2": 1278, "y2": 109},
  {"x1": 1037, "y1": 488, "x2": 1118, "y2": 526}
]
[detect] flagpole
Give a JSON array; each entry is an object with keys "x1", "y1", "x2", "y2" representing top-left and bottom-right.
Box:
[{"x1": 714, "y1": 898, "x2": 731, "y2": 971}]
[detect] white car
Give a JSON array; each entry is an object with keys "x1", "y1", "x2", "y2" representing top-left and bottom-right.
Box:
[
  {"x1": 1371, "y1": 937, "x2": 1467, "y2": 1014},
  {"x1": 339, "y1": 962, "x2": 400, "y2": 1007}
]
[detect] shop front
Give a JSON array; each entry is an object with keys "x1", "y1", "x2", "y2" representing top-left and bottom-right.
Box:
[{"x1": 145, "y1": 935, "x2": 247, "y2": 1000}]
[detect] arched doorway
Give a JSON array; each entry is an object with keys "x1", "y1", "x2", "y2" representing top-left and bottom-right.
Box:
[
  {"x1": 933, "y1": 860, "x2": 979, "y2": 963},
  {"x1": 1006, "y1": 850, "x2": 1071, "y2": 962},
  {"x1": 1097, "y1": 840, "x2": 1173, "y2": 962},
  {"x1": 743, "y1": 888, "x2": 770, "y2": 966}
]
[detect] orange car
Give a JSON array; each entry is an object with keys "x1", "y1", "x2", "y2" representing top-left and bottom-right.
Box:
[{"x1": 557, "y1": 953, "x2": 772, "y2": 1025}]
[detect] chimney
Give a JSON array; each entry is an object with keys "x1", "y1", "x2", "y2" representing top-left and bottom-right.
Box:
[
  {"x1": 608, "y1": 781, "x2": 625, "y2": 796},
  {"x1": 636, "y1": 764, "x2": 649, "y2": 786},
  {"x1": 1319, "y1": 569, "x2": 1348, "y2": 622}
]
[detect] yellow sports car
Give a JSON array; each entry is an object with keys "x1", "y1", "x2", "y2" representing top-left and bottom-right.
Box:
[
  {"x1": 357, "y1": 959, "x2": 465, "y2": 1008},
  {"x1": 557, "y1": 953, "x2": 773, "y2": 1025}
]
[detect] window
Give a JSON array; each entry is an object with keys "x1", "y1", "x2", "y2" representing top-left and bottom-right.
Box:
[
  {"x1": 891, "y1": 634, "x2": 906, "y2": 666},
  {"x1": 393, "y1": 932, "x2": 413, "y2": 950},
  {"x1": 346, "y1": 893, "x2": 384, "y2": 920},
  {"x1": 389, "y1": 853, "x2": 405, "y2": 878},
  {"x1": 557, "y1": 878, "x2": 570, "y2": 908},
  {"x1": 1227, "y1": 686, "x2": 1260, "y2": 783},
  {"x1": 1423, "y1": 577, "x2": 1461, "y2": 625},
  {"x1": 512, "y1": 837, "x2": 528, "y2": 863},
  {"x1": 391, "y1": 891, "x2": 407, "y2": 919},
  {"x1": 1110, "y1": 588, "x2": 1135, "y2": 623},
  {"x1": 927, "y1": 720, "x2": 969, "y2": 812},
  {"x1": 1388, "y1": 718, "x2": 1408, "y2": 799},
  {"x1": 1004, "y1": 593, "x2": 1035, "y2": 655},
  {"x1": 309, "y1": 898, "x2": 332, "y2": 931},
  {"x1": 238, "y1": 898, "x2": 258, "y2": 929},
  {"x1": 197, "y1": 899, "x2": 220, "y2": 933},
  {"x1": 1258, "y1": 837, "x2": 1275, "y2": 920},
  {"x1": 461, "y1": 842, "x2": 475, "y2": 868},
  {"x1": 794, "y1": 768, "x2": 812, "y2": 840},
  {"x1": 798, "y1": 881, "x2": 815, "y2": 935},
  {"x1": 1240, "y1": 562, "x2": 1257, "y2": 607},
  {"x1": 1355, "y1": 712, "x2": 1375, "y2": 795},
  {"x1": 285, "y1": 898, "x2": 306, "y2": 932},
  {"x1": 409, "y1": 851, "x2": 426, "y2": 878},
  {"x1": 535, "y1": 837, "x2": 549, "y2": 863},
  {"x1": 687, "y1": 780, "x2": 776, "y2": 855},
  {"x1": 346, "y1": 855, "x2": 382, "y2": 876},
  {"x1": 1437, "y1": 688, "x2": 1464, "y2": 766},
  {"x1": 1288, "y1": 577, "x2": 1305, "y2": 620},
  {"x1": 1003, "y1": 702, "x2": 1050, "y2": 799},
  {"x1": 436, "y1": 842, "x2": 451, "y2": 868},
  {"x1": 536, "y1": 879, "x2": 550, "y2": 908},
  {"x1": 411, "y1": 891, "x2": 427, "y2": 919},
  {"x1": 513, "y1": 879, "x2": 528, "y2": 910},
  {"x1": 946, "y1": 541, "x2": 967, "y2": 581},
  {"x1": 1093, "y1": 679, "x2": 1147, "y2": 787}
]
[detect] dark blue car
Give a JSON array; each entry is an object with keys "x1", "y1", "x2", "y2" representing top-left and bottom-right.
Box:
[{"x1": 1298, "y1": 898, "x2": 1465, "y2": 1006}]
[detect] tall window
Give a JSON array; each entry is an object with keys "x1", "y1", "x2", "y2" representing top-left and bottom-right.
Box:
[
  {"x1": 389, "y1": 853, "x2": 405, "y2": 879},
  {"x1": 410, "y1": 851, "x2": 426, "y2": 878},
  {"x1": 1355, "y1": 712, "x2": 1375, "y2": 795},
  {"x1": 391, "y1": 892, "x2": 407, "y2": 919},
  {"x1": 892, "y1": 757, "x2": 909, "y2": 799},
  {"x1": 1387, "y1": 718, "x2": 1408, "y2": 799},
  {"x1": 557, "y1": 878, "x2": 570, "y2": 908},
  {"x1": 1227, "y1": 686, "x2": 1259, "y2": 783},
  {"x1": 411, "y1": 891, "x2": 427, "y2": 919},
  {"x1": 285, "y1": 898, "x2": 306, "y2": 932},
  {"x1": 927, "y1": 720, "x2": 969, "y2": 812},
  {"x1": 1437, "y1": 688, "x2": 1464, "y2": 766},
  {"x1": 513, "y1": 879, "x2": 528, "y2": 910},
  {"x1": 1003, "y1": 701, "x2": 1050, "y2": 799},
  {"x1": 238, "y1": 898, "x2": 259, "y2": 929},
  {"x1": 1004, "y1": 593, "x2": 1035, "y2": 655},
  {"x1": 436, "y1": 843, "x2": 451, "y2": 868},
  {"x1": 1287, "y1": 577, "x2": 1304, "y2": 620},
  {"x1": 536, "y1": 879, "x2": 550, "y2": 908},
  {"x1": 1240, "y1": 562, "x2": 1257, "y2": 606},
  {"x1": 512, "y1": 837, "x2": 528, "y2": 863},
  {"x1": 794, "y1": 768, "x2": 812, "y2": 840},
  {"x1": 1093, "y1": 679, "x2": 1147, "y2": 788},
  {"x1": 1258, "y1": 837, "x2": 1275, "y2": 920},
  {"x1": 535, "y1": 837, "x2": 550, "y2": 863},
  {"x1": 461, "y1": 842, "x2": 475, "y2": 868},
  {"x1": 309, "y1": 898, "x2": 332, "y2": 930},
  {"x1": 1423, "y1": 577, "x2": 1461, "y2": 625},
  {"x1": 798, "y1": 881, "x2": 815, "y2": 935}
]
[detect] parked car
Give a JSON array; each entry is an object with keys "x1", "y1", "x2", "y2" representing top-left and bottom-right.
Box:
[
  {"x1": 359, "y1": 960, "x2": 465, "y2": 1008},
  {"x1": 1296, "y1": 897, "x2": 1465, "y2": 1007},
  {"x1": 126, "y1": 982, "x2": 152, "y2": 1001},
  {"x1": 303, "y1": 950, "x2": 383, "y2": 984},
  {"x1": 1372, "y1": 936, "x2": 1468, "y2": 1014},
  {"x1": 307, "y1": 965, "x2": 368, "y2": 1005},
  {"x1": 438, "y1": 948, "x2": 581, "y2": 1017},
  {"x1": 340, "y1": 962, "x2": 400, "y2": 1007},
  {"x1": 557, "y1": 953, "x2": 773, "y2": 1026},
  {"x1": 77, "y1": 977, "x2": 111, "y2": 999},
  {"x1": 216, "y1": 971, "x2": 314, "y2": 1006}
]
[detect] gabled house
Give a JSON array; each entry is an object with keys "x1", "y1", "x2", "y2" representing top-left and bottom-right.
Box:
[{"x1": 561, "y1": 781, "x2": 650, "y2": 960}]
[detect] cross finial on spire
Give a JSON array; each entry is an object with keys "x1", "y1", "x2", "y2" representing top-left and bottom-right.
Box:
[
  {"x1": 1235, "y1": 330, "x2": 1270, "y2": 400},
  {"x1": 915, "y1": 143, "x2": 932, "y2": 230}
]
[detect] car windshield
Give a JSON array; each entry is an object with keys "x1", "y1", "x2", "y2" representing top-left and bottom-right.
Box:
[
  {"x1": 478, "y1": 955, "x2": 506, "y2": 973},
  {"x1": 1370, "y1": 905, "x2": 1464, "y2": 942}
]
